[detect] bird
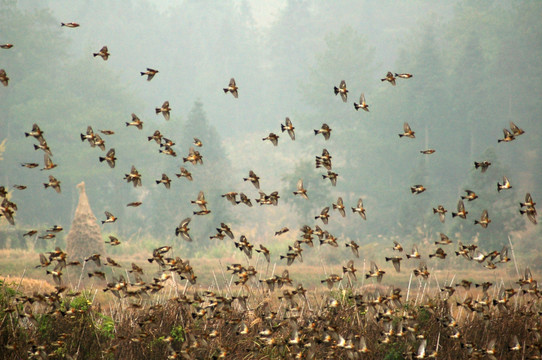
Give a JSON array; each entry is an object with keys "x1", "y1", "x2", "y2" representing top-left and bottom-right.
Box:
[
  {"x1": 243, "y1": 170, "x2": 260, "y2": 189},
  {"x1": 193, "y1": 138, "x2": 203, "y2": 147},
  {"x1": 105, "y1": 236, "x2": 121, "y2": 246},
  {"x1": 498, "y1": 128, "x2": 515, "y2": 143},
  {"x1": 474, "y1": 210, "x2": 491, "y2": 228},
  {"x1": 399, "y1": 122, "x2": 415, "y2": 138},
  {"x1": 393, "y1": 240, "x2": 403, "y2": 252},
  {"x1": 183, "y1": 147, "x2": 203, "y2": 165},
  {"x1": 420, "y1": 149, "x2": 435, "y2": 154},
  {"x1": 353, "y1": 92, "x2": 369, "y2": 111},
  {"x1": 41, "y1": 153, "x2": 57, "y2": 171},
  {"x1": 315, "y1": 148, "x2": 332, "y2": 170},
  {"x1": 175, "y1": 167, "x2": 193, "y2": 181},
  {"x1": 43, "y1": 175, "x2": 61, "y2": 193},
  {"x1": 406, "y1": 245, "x2": 421, "y2": 259},
  {"x1": 92, "y1": 134, "x2": 105, "y2": 151},
  {"x1": 126, "y1": 201, "x2": 142, "y2": 207},
  {"x1": 322, "y1": 171, "x2": 338, "y2": 186},
  {"x1": 433, "y1": 205, "x2": 447, "y2": 223},
  {"x1": 345, "y1": 240, "x2": 360, "y2": 258},
  {"x1": 93, "y1": 46, "x2": 109, "y2": 60},
  {"x1": 155, "y1": 174, "x2": 171, "y2": 189},
  {"x1": 126, "y1": 113, "x2": 143, "y2": 130},
  {"x1": 140, "y1": 68, "x2": 158, "y2": 81},
  {"x1": 102, "y1": 211, "x2": 117, "y2": 224},
  {"x1": 21, "y1": 163, "x2": 39, "y2": 168},
  {"x1": 280, "y1": 117, "x2": 295, "y2": 140},
  {"x1": 0, "y1": 44, "x2": 13, "y2": 49},
  {"x1": 0, "y1": 69, "x2": 9, "y2": 86},
  {"x1": 381, "y1": 71, "x2": 396, "y2": 85},
  {"x1": 175, "y1": 218, "x2": 192, "y2": 241},
  {"x1": 411, "y1": 185, "x2": 426, "y2": 194},
  {"x1": 365, "y1": 261, "x2": 385, "y2": 282},
  {"x1": 497, "y1": 176, "x2": 512, "y2": 192},
  {"x1": 351, "y1": 198, "x2": 367, "y2": 220},
  {"x1": 33, "y1": 138, "x2": 53, "y2": 157},
  {"x1": 395, "y1": 73, "x2": 413, "y2": 79},
  {"x1": 452, "y1": 199, "x2": 468, "y2": 219},
  {"x1": 223, "y1": 78, "x2": 238, "y2": 98},
  {"x1": 332, "y1": 197, "x2": 346, "y2": 217},
  {"x1": 321, "y1": 274, "x2": 343, "y2": 289},
  {"x1": 293, "y1": 179, "x2": 308, "y2": 199},
  {"x1": 385, "y1": 256, "x2": 403, "y2": 272},
  {"x1": 429, "y1": 247, "x2": 447, "y2": 259},
  {"x1": 315, "y1": 207, "x2": 330, "y2": 224},
  {"x1": 99, "y1": 129, "x2": 115, "y2": 135},
  {"x1": 99, "y1": 148, "x2": 116, "y2": 168},
  {"x1": 334, "y1": 80, "x2": 348, "y2": 102},
  {"x1": 148, "y1": 130, "x2": 162, "y2": 144},
  {"x1": 509, "y1": 121, "x2": 524, "y2": 136},
  {"x1": 155, "y1": 101, "x2": 171, "y2": 120},
  {"x1": 314, "y1": 123, "x2": 332, "y2": 140},
  {"x1": 435, "y1": 233, "x2": 452, "y2": 245},
  {"x1": 61, "y1": 22, "x2": 79, "y2": 27},
  {"x1": 262, "y1": 133, "x2": 279, "y2": 146},
  {"x1": 461, "y1": 190, "x2": 478, "y2": 201},
  {"x1": 474, "y1": 161, "x2": 491, "y2": 173},
  {"x1": 238, "y1": 193, "x2": 252, "y2": 207},
  {"x1": 191, "y1": 191, "x2": 207, "y2": 211},
  {"x1": 255, "y1": 244, "x2": 271, "y2": 263}
]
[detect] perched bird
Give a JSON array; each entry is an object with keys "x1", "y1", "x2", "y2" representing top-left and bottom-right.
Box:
[
  {"x1": 176, "y1": 167, "x2": 193, "y2": 181},
  {"x1": 322, "y1": 170, "x2": 338, "y2": 186},
  {"x1": 399, "y1": 122, "x2": 415, "y2": 138},
  {"x1": 175, "y1": 218, "x2": 192, "y2": 241},
  {"x1": 280, "y1": 117, "x2": 295, "y2": 140},
  {"x1": 352, "y1": 198, "x2": 367, "y2": 220},
  {"x1": 433, "y1": 205, "x2": 447, "y2": 223},
  {"x1": 420, "y1": 149, "x2": 435, "y2": 154},
  {"x1": 353, "y1": 92, "x2": 369, "y2": 111},
  {"x1": 332, "y1": 197, "x2": 346, "y2": 217},
  {"x1": 262, "y1": 133, "x2": 279, "y2": 146},
  {"x1": 61, "y1": 22, "x2": 79, "y2": 27},
  {"x1": 509, "y1": 121, "x2": 524, "y2": 136},
  {"x1": 474, "y1": 209, "x2": 491, "y2": 228},
  {"x1": 461, "y1": 190, "x2": 478, "y2": 201},
  {"x1": 126, "y1": 113, "x2": 143, "y2": 130},
  {"x1": 315, "y1": 207, "x2": 330, "y2": 224},
  {"x1": 314, "y1": 123, "x2": 332, "y2": 140},
  {"x1": 102, "y1": 211, "x2": 117, "y2": 224},
  {"x1": 223, "y1": 78, "x2": 238, "y2": 98},
  {"x1": 243, "y1": 170, "x2": 260, "y2": 189},
  {"x1": 140, "y1": 68, "x2": 158, "y2": 81},
  {"x1": 452, "y1": 199, "x2": 468, "y2": 219},
  {"x1": 124, "y1": 166, "x2": 142, "y2": 187},
  {"x1": 498, "y1": 128, "x2": 515, "y2": 143},
  {"x1": 155, "y1": 174, "x2": 171, "y2": 189},
  {"x1": 43, "y1": 175, "x2": 61, "y2": 193},
  {"x1": 99, "y1": 148, "x2": 116, "y2": 168},
  {"x1": 381, "y1": 71, "x2": 396, "y2": 85},
  {"x1": 155, "y1": 101, "x2": 171, "y2": 120},
  {"x1": 293, "y1": 179, "x2": 308, "y2": 199},
  {"x1": 497, "y1": 176, "x2": 512, "y2": 192},
  {"x1": 395, "y1": 73, "x2": 413, "y2": 79},
  {"x1": 0, "y1": 69, "x2": 9, "y2": 86},
  {"x1": 474, "y1": 161, "x2": 491, "y2": 173},
  {"x1": 0, "y1": 44, "x2": 13, "y2": 49},
  {"x1": 334, "y1": 80, "x2": 348, "y2": 102},
  {"x1": 93, "y1": 46, "x2": 109, "y2": 60},
  {"x1": 411, "y1": 185, "x2": 426, "y2": 194}
]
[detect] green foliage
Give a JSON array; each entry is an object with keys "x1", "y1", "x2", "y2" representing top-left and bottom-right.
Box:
[
  {"x1": 170, "y1": 325, "x2": 185, "y2": 343},
  {"x1": 97, "y1": 313, "x2": 115, "y2": 339},
  {"x1": 68, "y1": 294, "x2": 92, "y2": 312}
]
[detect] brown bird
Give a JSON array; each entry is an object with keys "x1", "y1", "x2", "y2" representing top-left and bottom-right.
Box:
[
  {"x1": 43, "y1": 175, "x2": 61, "y2": 193},
  {"x1": 262, "y1": 133, "x2": 279, "y2": 146},
  {"x1": 393, "y1": 240, "x2": 403, "y2": 252},
  {"x1": 126, "y1": 113, "x2": 143, "y2": 130},
  {"x1": 352, "y1": 198, "x2": 367, "y2": 220},
  {"x1": 497, "y1": 176, "x2": 512, "y2": 192},
  {"x1": 193, "y1": 138, "x2": 203, "y2": 147},
  {"x1": 365, "y1": 261, "x2": 385, "y2": 282},
  {"x1": 223, "y1": 78, "x2": 238, "y2": 98},
  {"x1": 126, "y1": 201, "x2": 142, "y2": 207},
  {"x1": 314, "y1": 123, "x2": 332, "y2": 140},
  {"x1": 461, "y1": 190, "x2": 478, "y2": 201},
  {"x1": 155, "y1": 101, "x2": 171, "y2": 120},
  {"x1": 41, "y1": 153, "x2": 57, "y2": 171},
  {"x1": 124, "y1": 165, "x2": 142, "y2": 187},
  {"x1": 280, "y1": 117, "x2": 295, "y2": 140},
  {"x1": 399, "y1": 122, "x2": 415, "y2": 138},
  {"x1": 321, "y1": 274, "x2": 343, "y2": 289},
  {"x1": 105, "y1": 236, "x2": 121, "y2": 246},
  {"x1": 509, "y1": 121, "x2": 524, "y2": 136},
  {"x1": 433, "y1": 205, "x2": 447, "y2": 223},
  {"x1": 243, "y1": 170, "x2": 260, "y2": 189},
  {"x1": 420, "y1": 149, "x2": 435, "y2": 155},
  {"x1": 322, "y1": 170, "x2": 338, "y2": 186},
  {"x1": 61, "y1": 22, "x2": 79, "y2": 28},
  {"x1": 381, "y1": 71, "x2": 396, "y2": 85},
  {"x1": 452, "y1": 199, "x2": 468, "y2": 219},
  {"x1": 293, "y1": 179, "x2": 308, "y2": 199},
  {"x1": 435, "y1": 233, "x2": 452, "y2": 245},
  {"x1": 274, "y1": 227, "x2": 289, "y2": 236},
  {"x1": 255, "y1": 244, "x2": 271, "y2": 263},
  {"x1": 474, "y1": 161, "x2": 491, "y2": 173},
  {"x1": 99, "y1": 129, "x2": 115, "y2": 135},
  {"x1": 33, "y1": 137, "x2": 52, "y2": 157},
  {"x1": 148, "y1": 130, "x2": 162, "y2": 144},
  {"x1": 140, "y1": 68, "x2": 158, "y2": 81},
  {"x1": 183, "y1": 147, "x2": 203, "y2": 165},
  {"x1": 191, "y1": 191, "x2": 207, "y2": 211},
  {"x1": 474, "y1": 209, "x2": 491, "y2": 228},
  {"x1": 175, "y1": 217, "x2": 192, "y2": 241},
  {"x1": 25, "y1": 123, "x2": 44, "y2": 140},
  {"x1": 12, "y1": 185, "x2": 26, "y2": 190},
  {"x1": 315, "y1": 206, "x2": 330, "y2": 224},
  {"x1": 0, "y1": 44, "x2": 13, "y2": 49},
  {"x1": 385, "y1": 256, "x2": 403, "y2": 272},
  {"x1": 332, "y1": 197, "x2": 346, "y2": 217},
  {"x1": 395, "y1": 73, "x2": 413, "y2": 79},
  {"x1": 410, "y1": 185, "x2": 426, "y2": 194},
  {"x1": 353, "y1": 92, "x2": 369, "y2": 111},
  {"x1": 345, "y1": 240, "x2": 360, "y2": 258},
  {"x1": 21, "y1": 162, "x2": 39, "y2": 168},
  {"x1": 155, "y1": 173, "x2": 171, "y2": 189},
  {"x1": 429, "y1": 247, "x2": 447, "y2": 259},
  {"x1": 334, "y1": 80, "x2": 348, "y2": 102},
  {"x1": 93, "y1": 46, "x2": 109, "y2": 60},
  {"x1": 498, "y1": 128, "x2": 515, "y2": 143},
  {"x1": 102, "y1": 211, "x2": 117, "y2": 224},
  {"x1": 406, "y1": 245, "x2": 421, "y2": 259},
  {"x1": 99, "y1": 148, "x2": 116, "y2": 168},
  {"x1": 176, "y1": 167, "x2": 193, "y2": 181},
  {"x1": 0, "y1": 69, "x2": 9, "y2": 86}
]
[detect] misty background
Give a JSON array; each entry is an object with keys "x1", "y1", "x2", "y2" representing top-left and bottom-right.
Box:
[{"x1": 0, "y1": 0, "x2": 540, "y2": 268}]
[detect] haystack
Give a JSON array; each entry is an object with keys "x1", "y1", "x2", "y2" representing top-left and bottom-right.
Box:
[{"x1": 65, "y1": 182, "x2": 104, "y2": 261}]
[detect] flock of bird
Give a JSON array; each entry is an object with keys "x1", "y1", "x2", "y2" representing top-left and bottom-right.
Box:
[{"x1": 1, "y1": 19, "x2": 541, "y2": 360}]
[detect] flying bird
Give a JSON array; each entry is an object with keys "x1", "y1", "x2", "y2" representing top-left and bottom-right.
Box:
[
  {"x1": 176, "y1": 167, "x2": 193, "y2": 181},
  {"x1": 155, "y1": 101, "x2": 171, "y2": 120},
  {"x1": 314, "y1": 123, "x2": 332, "y2": 140},
  {"x1": 183, "y1": 147, "x2": 203, "y2": 165},
  {"x1": 381, "y1": 71, "x2": 396, "y2": 85},
  {"x1": 223, "y1": 78, "x2": 238, "y2": 98},
  {"x1": 474, "y1": 209, "x2": 491, "y2": 228},
  {"x1": 410, "y1": 185, "x2": 426, "y2": 194},
  {"x1": 315, "y1": 206, "x2": 330, "y2": 224},
  {"x1": 140, "y1": 68, "x2": 158, "y2": 81},
  {"x1": 334, "y1": 80, "x2": 348, "y2": 102},
  {"x1": 353, "y1": 92, "x2": 369, "y2": 111},
  {"x1": 280, "y1": 117, "x2": 295, "y2": 140},
  {"x1": 126, "y1": 113, "x2": 143, "y2": 130},
  {"x1": 155, "y1": 174, "x2": 171, "y2": 189},
  {"x1": 243, "y1": 170, "x2": 260, "y2": 189},
  {"x1": 0, "y1": 69, "x2": 8, "y2": 86},
  {"x1": 432, "y1": 205, "x2": 447, "y2": 223},
  {"x1": 99, "y1": 148, "x2": 116, "y2": 168},
  {"x1": 452, "y1": 199, "x2": 468, "y2": 219},
  {"x1": 332, "y1": 197, "x2": 346, "y2": 217},
  {"x1": 399, "y1": 122, "x2": 415, "y2": 138},
  {"x1": 262, "y1": 133, "x2": 279, "y2": 146},
  {"x1": 498, "y1": 128, "x2": 515, "y2": 143},
  {"x1": 293, "y1": 179, "x2": 308, "y2": 199},
  {"x1": 322, "y1": 171, "x2": 338, "y2": 186},
  {"x1": 93, "y1": 46, "x2": 110, "y2": 60},
  {"x1": 61, "y1": 22, "x2": 79, "y2": 27},
  {"x1": 352, "y1": 198, "x2": 367, "y2": 220},
  {"x1": 497, "y1": 176, "x2": 512, "y2": 192},
  {"x1": 461, "y1": 190, "x2": 478, "y2": 201},
  {"x1": 124, "y1": 165, "x2": 142, "y2": 187},
  {"x1": 509, "y1": 121, "x2": 524, "y2": 136},
  {"x1": 0, "y1": 44, "x2": 13, "y2": 49},
  {"x1": 420, "y1": 149, "x2": 435, "y2": 154},
  {"x1": 102, "y1": 211, "x2": 117, "y2": 224},
  {"x1": 43, "y1": 175, "x2": 61, "y2": 193},
  {"x1": 41, "y1": 153, "x2": 57, "y2": 171},
  {"x1": 175, "y1": 217, "x2": 192, "y2": 241},
  {"x1": 395, "y1": 73, "x2": 413, "y2": 79},
  {"x1": 474, "y1": 161, "x2": 491, "y2": 173}
]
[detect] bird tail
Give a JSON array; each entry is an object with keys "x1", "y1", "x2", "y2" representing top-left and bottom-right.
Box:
[
  {"x1": 354, "y1": 103, "x2": 360, "y2": 110},
  {"x1": 43, "y1": 183, "x2": 49, "y2": 189},
  {"x1": 33, "y1": 144, "x2": 39, "y2": 150},
  {"x1": 497, "y1": 183, "x2": 501, "y2": 192},
  {"x1": 223, "y1": 88, "x2": 229, "y2": 93},
  {"x1": 333, "y1": 87, "x2": 339, "y2": 95},
  {"x1": 61, "y1": 23, "x2": 66, "y2": 27},
  {"x1": 125, "y1": 122, "x2": 130, "y2": 127},
  {"x1": 314, "y1": 129, "x2": 319, "y2": 135},
  {"x1": 140, "y1": 72, "x2": 145, "y2": 76},
  {"x1": 80, "y1": 133, "x2": 86, "y2": 141},
  {"x1": 24, "y1": 132, "x2": 30, "y2": 137},
  {"x1": 155, "y1": 108, "x2": 161, "y2": 114},
  {"x1": 399, "y1": 134, "x2": 404, "y2": 138},
  {"x1": 99, "y1": 157, "x2": 105, "y2": 162},
  {"x1": 474, "y1": 162, "x2": 480, "y2": 169},
  {"x1": 410, "y1": 187, "x2": 416, "y2": 193},
  {"x1": 93, "y1": 53, "x2": 98, "y2": 57},
  {"x1": 280, "y1": 124, "x2": 285, "y2": 132}
]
